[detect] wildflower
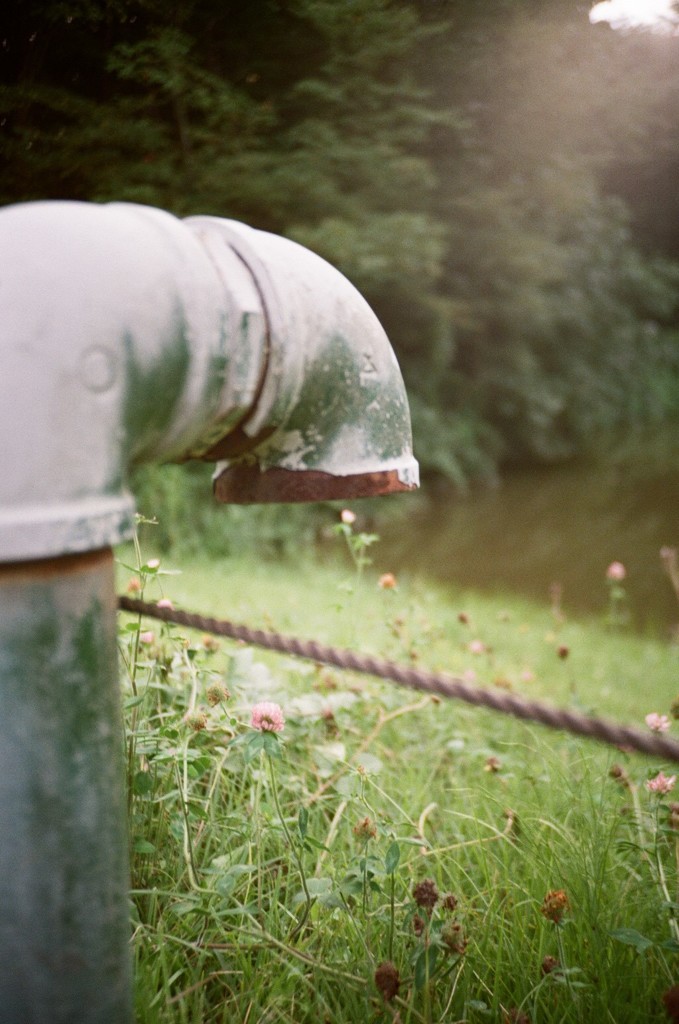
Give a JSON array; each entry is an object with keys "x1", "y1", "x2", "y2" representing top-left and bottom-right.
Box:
[
  {"x1": 468, "y1": 639, "x2": 485, "y2": 655},
  {"x1": 484, "y1": 756, "x2": 501, "y2": 773},
  {"x1": 606, "y1": 561, "x2": 626, "y2": 581},
  {"x1": 250, "y1": 701, "x2": 285, "y2": 733},
  {"x1": 206, "y1": 683, "x2": 230, "y2": 706},
  {"x1": 340, "y1": 509, "x2": 356, "y2": 525},
  {"x1": 541, "y1": 955, "x2": 560, "y2": 975},
  {"x1": 374, "y1": 961, "x2": 400, "y2": 1002},
  {"x1": 126, "y1": 577, "x2": 141, "y2": 594},
  {"x1": 441, "y1": 920, "x2": 467, "y2": 954},
  {"x1": 201, "y1": 634, "x2": 220, "y2": 652},
  {"x1": 378, "y1": 572, "x2": 397, "y2": 590},
  {"x1": 646, "y1": 771, "x2": 677, "y2": 795},
  {"x1": 352, "y1": 816, "x2": 377, "y2": 843},
  {"x1": 156, "y1": 598, "x2": 174, "y2": 610},
  {"x1": 146, "y1": 558, "x2": 160, "y2": 570},
  {"x1": 183, "y1": 710, "x2": 208, "y2": 732},
  {"x1": 139, "y1": 630, "x2": 155, "y2": 644},
  {"x1": 413, "y1": 878, "x2": 439, "y2": 912},
  {"x1": 557, "y1": 644, "x2": 569, "y2": 660},
  {"x1": 646, "y1": 712, "x2": 671, "y2": 733},
  {"x1": 540, "y1": 889, "x2": 569, "y2": 924}
]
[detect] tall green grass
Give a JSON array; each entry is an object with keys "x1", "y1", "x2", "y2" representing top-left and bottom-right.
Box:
[{"x1": 117, "y1": 526, "x2": 679, "y2": 1023}]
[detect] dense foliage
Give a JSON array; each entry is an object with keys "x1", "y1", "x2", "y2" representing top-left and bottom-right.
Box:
[{"x1": 3, "y1": 0, "x2": 679, "y2": 482}]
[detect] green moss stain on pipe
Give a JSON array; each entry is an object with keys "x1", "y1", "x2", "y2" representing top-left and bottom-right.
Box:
[
  {"x1": 0, "y1": 551, "x2": 132, "y2": 1024},
  {"x1": 122, "y1": 316, "x2": 191, "y2": 465},
  {"x1": 251, "y1": 333, "x2": 412, "y2": 473}
]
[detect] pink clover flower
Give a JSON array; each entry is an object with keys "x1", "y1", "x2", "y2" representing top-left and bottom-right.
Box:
[
  {"x1": 251, "y1": 701, "x2": 285, "y2": 733},
  {"x1": 646, "y1": 771, "x2": 677, "y2": 795},
  {"x1": 645, "y1": 712, "x2": 671, "y2": 733}
]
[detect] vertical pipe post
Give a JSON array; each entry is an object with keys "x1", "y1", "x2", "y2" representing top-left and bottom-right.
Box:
[{"x1": 0, "y1": 550, "x2": 132, "y2": 1024}]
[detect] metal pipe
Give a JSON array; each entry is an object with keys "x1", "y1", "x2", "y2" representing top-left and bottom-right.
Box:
[
  {"x1": 0, "y1": 551, "x2": 130, "y2": 1022},
  {"x1": 0, "y1": 199, "x2": 418, "y2": 1020}
]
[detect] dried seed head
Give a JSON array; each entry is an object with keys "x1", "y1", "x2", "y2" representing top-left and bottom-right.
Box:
[
  {"x1": 413, "y1": 878, "x2": 439, "y2": 912},
  {"x1": 412, "y1": 914, "x2": 426, "y2": 937},
  {"x1": 662, "y1": 984, "x2": 679, "y2": 1023},
  {"x1": 206, "y1": 683, "x2": 230, "y2": 706},
  {"x1": 541, "y1": 955, "x2": 560, "y2": 975},
  {"x1": 540, "y1": 889, "x2": 569, "y2": 924},
  {"x1": 374, "y1": 961, "x2": 400, "y2": 1002},
  {"x1": 609, "y1": 763, "x2": 630, "y2": 787},
  {"x1": 441, "y1": 921, "x2": 467, "y2": 954},
  {"x1": 441, "y1": 892, "x2": 458, "y2": 912},
  {"x1": 183, "y1": 710, "x2": 208, "y2": 732},
  {"x1": 352, "y1": 816, "x2": 377, "y2": 843}
]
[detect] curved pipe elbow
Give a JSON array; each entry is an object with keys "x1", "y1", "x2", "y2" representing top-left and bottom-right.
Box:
[
  {"x1": 0, "y1": 201, "x2": 417, "y2": 561},
  {"x1": 187, "y1": 218, "x2": 419, "y2": 503}
]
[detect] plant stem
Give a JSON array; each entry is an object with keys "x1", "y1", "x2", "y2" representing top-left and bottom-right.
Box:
[
  {"x1": 267, "y1": 755, "x2": 311, "y2": 941},
  {"x1": 388, "y1": 871, "x2": 395, "y2": 962}
]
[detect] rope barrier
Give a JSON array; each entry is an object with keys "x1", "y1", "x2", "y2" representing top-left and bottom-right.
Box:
[{"x1": 118, "y1": 596, "x2": 679, "y2": 764}]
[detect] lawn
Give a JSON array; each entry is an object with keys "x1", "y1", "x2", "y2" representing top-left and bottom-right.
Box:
[{"x1": 117, "y1": 520, "x2": 679, "y2": 1023}]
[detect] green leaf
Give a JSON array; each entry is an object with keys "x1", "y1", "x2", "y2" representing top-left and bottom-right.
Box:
[
  {"x1": 124, "y1": 694, "x2": 146, "y2": 709},
  {"x1": 305, "y1": 877, "x2": 332, "y2": 896},
  {"x1": 334, "y1": 775, "x2": 358, "y2": 797},
  {"x1": 339, "y1": 875, "x2": 364, "y2": 898},
  {"x1": 609, "y1": 928, "x2": 655, "y2": 954},
  {"x1": 133, "y1": 771, "x2": 154, "y2": 796},
  {"x1": 298, "y1": 806, "x2": 309, "y2": 841},
  {"x1": 385, "y1": 841, "x2": 401, "y2": 874},
  {"x1": 465, "y1": 1001, "x2": 490, "y2": 1015},
  {"x1": 355, "y1": 752, "x2": 383, "y2": 775},
  {"x1": 302, "y1": 835, "x2": 331, "y2": 853},
  {"x1": 414, "y1": 945, "x2": 439, "y2": 990},
  {"x1": 244, "y1": 732, "x2": 267, "y2": 763},
  {"x1": 262, "y1": 731, "x2": 282, "y2": 759},
  {"x1": 133, "y1": 837, "x2": 156, "y2": 854},
  {"x1": 169, "y1": 900, "x2": 201, "y2": 917}
]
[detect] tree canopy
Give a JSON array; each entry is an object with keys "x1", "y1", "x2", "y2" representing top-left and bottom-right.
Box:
[{"x1": 3, "y1": 0, "x2": 678, "y2": 484}]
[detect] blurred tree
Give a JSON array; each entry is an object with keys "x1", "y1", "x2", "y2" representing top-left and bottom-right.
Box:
[{"x1": 413, "y1": 0, "x2": 679, "y2": 467}]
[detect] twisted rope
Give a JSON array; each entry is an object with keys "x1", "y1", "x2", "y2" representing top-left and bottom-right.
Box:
[{"x1": 118, "y1": 596, "x2": 679, "y2": 763}]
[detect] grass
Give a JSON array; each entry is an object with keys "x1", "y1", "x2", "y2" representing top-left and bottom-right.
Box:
[{"x1": 117, "y1": 521, "x2": 679, "y2": 1023}]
